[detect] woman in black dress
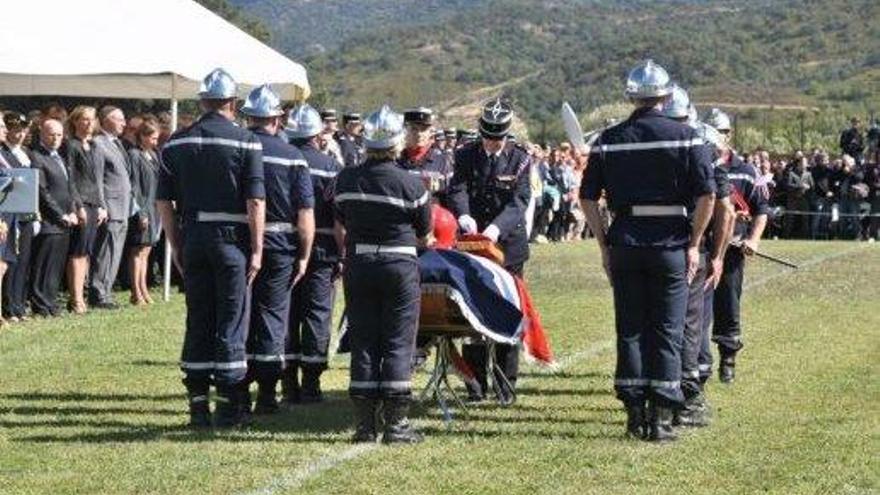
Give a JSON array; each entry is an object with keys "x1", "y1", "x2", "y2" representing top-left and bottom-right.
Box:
[
  {"x1": 126, "y1": 121, "x2": 160, "y2": 305},
  {"x1": 65, "y1": 106, "x2": 106, "y2": 314}
]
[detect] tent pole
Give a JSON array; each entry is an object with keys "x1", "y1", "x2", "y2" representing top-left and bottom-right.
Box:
[{"x1": 163, "y1": 75, "x2": 179, "y2": 302}]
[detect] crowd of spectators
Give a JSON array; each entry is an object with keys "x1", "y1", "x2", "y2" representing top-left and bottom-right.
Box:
[
  {"x1": 0, "y1": 103, "x2": 178, "y2": 328},
  {"x1": 524, "y1": 116, "x2": 880, "y2": 244}
]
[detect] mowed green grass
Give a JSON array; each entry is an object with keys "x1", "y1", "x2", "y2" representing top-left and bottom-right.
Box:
[{"x1": 0, "y1": 241, "x2": 877, "y2": 495}]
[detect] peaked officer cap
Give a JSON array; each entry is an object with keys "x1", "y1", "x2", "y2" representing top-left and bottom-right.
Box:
[
  {"x1": 479, "y1": 99, "x2": 513, "y2": 139},
  {"x1": 662, "y1": 84, "x2": 691, "y2": 119},
  {"x1": 241, "y1": 84, "x2": 284, "y2": 118},
  {"x1": 286, "y1": 104, "x2": 323, "y2": 139},
  {"x1": 444, "y1": 128, "x2": 457, "y2": 138},
  {"x1": 624, "y1": 59, "x2": 673, "y2": 99},
  {"x1": 320, "y1": 109, "x2": 338, "y2": 122},
  {"x1": 706, "y1": 108, "x2": 732, "y2": 132},
  {"x1": 363, "y1": 105, "x2": 405, "y2": 150},
  {"x1": 198, "y1": 68, "x2": 237, "y2": 100},
  {"x1": 403, "y1": 107, "x2": 434, "y2": 126},
  {"x1": 342, "y1": 112, "x2": 362, "y2": 124}
]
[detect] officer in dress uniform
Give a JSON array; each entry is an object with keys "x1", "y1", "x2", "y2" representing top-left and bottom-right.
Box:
[
  {"x1": 664, "y1": 87, "x2": 735, "y2": 428},
  {"x1": 334, "y1": 105, "x2": 432, "y2": 444},
  {"x1": 447, "y1": 99, "x2": 531, "y2": 404},
  {"x1": 706, "y1": 108, "x2": 769, "y2": 384},
  {"x1": 239, "y1": 85, "x2": 315, "y2": 415},
  {"x1": 580, "y1": 60, "x2": 716, "y2": 441},
  {"x1": 319, "y1": 109, "x2": 345, "y2": 165},
  {"x1": 399, "y1": 108, "x2": 455, "y2": 207},
  {"x1": 156, "y1": 68, "x2": 266, "y2": 428},
  {"x1": 282, "y1": 104, "x2": 345, "y2": 404},
  {"x1": 337, "y1": 112, "x2": 366, "y2": 167}
]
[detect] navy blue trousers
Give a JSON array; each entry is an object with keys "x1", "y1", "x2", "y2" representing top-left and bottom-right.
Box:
[
  {"x1": 287, "y1": 260, "x2": 336, "y2": 370},
  {"x1": 698, "y1": 288, "x2": 714, "y2": 384},
  {"x1": 712, "y1": 248, "x2": 745, "y2": 357},
  {"x1": 180, "y1": 224, "x2": 250, "y2": 393},
  {"x1": 682, "y1": 252, "x2": 707, "y2": 399},
  {"x1": 344, "y1": 254, "x2": 420, "y2": 400},
  {"x1": 248, "y1": 250, "x2": 294, "y2": 384},
  {"x1": 610, "y1": 246, "x2": 687, "y2": 407}
]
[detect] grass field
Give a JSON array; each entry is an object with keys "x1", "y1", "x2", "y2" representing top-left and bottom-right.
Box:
[{"x1": 0, "y1": 241, "x2": 877, "y2": 495}]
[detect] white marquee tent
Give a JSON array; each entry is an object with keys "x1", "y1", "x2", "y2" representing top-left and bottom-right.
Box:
[
  {"x1": 0, "y1": 0, "x2": 310, "y2": 101},
  {"x1": 0, "y1": 0, "x2": 311, "y2": 301}
]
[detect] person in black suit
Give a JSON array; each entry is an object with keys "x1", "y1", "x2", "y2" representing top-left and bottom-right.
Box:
[
  {"x1": 125, "y1": 121, "x2": 161, "y2": 306},
  {"x1": 30, "y1": 119, "x2": 82, "y2": 317},
  {"x1": 1, "y1": 112, "x2": 36, "y2": 321},
  {"x1": 65, "y1": 106, "x2": 107, "y2": 314}
]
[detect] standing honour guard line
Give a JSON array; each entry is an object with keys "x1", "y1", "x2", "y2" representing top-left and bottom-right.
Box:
[{"x1": 154, "y1": 59, "x2": 759, "y2": 443}]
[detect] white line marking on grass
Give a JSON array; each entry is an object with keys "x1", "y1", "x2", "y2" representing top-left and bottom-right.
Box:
[
  {"x1": 240, "y1": 244, "x2": 872, "y2": 494},
  {"x1": 239, "y1": 443, "x2": 379, "y2": 495}
]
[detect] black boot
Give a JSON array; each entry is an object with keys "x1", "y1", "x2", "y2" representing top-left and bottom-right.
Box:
[
  {"x1": 351, "y1": 397, "x2": 378, "y2": 443},
  {"x1": 254, "y1": 381, "x2": 280, "y2": 415},
  {"x1": 647, "y1": 402, "x2": 678, "y2": 442},
  {"x1": 214, "y1": 386, "x2": 246, "y2": 428},
  {"x1": 300, "y1": 365, "x2": 324, "y2": 404},
  {"x1": 674, "y1": 394, "x2": 710, "y2": 428},
  {"x1": 382, "y1": 397, "x2": 423, "y2": 444},
  {"x1": 187, "y1": 394, "x2": 211, "y2": 428},
  {"x1": 719, "y1": 354, "x2": 736, "y2": 384},
  {"x1": 462, "y1": 343, "x2": 488, "y2": 402},
  {"x1": 624, "y1": 402, "x2": 646, "y2": 439},
  {"x1": 281, "y1": 365, "x2": 300, "y2": 405}
]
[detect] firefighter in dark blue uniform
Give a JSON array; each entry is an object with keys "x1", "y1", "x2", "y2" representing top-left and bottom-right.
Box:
[
  {"x1": 156, "y1": 68, "x2": 266, "y2": 428},
  {"x1": 239, "y1": 85, "x2": 315, "y2": 415},
  {"x1": 337, "y1": 112, "x2": 365, "y2": 167},
  {"x1": 664, "y1": 89, "x2": 736, "y2": 428},
  {"x1": 319, "y1": 109, "x2": 345, "y2": 166},
  {"x1": 448, "y1": 99, "x2": 531, "y2": 405},
  {"x1": 707, "y1": 108, "x2": 769, "y2": 384},
  {"x1": 282, "y1": 104, "x2": 345, "y2": 404},
  {"x1": 335, "y1": 105, "x2": 432, "y2": 444},
  {"x1": 580, "y1": 60, "x2": 716, "y2": 441},
  {"x1": 399, "y1": 108, "x2": 454, "y2": 207}
]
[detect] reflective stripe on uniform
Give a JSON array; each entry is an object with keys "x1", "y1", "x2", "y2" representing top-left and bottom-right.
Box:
[
  {"x1": 727, "y1": 173, "x2": 755, "y2": 184},
  {"x1": 354, "y1": 244, "x2": 417, "y2": 256},
  {"x1": 190, "y1": 395, "x2": 208, "y2": 403},
  {"x1": 682, "y1": 370, "x2": 700, "y2": 379},
  {"x1": 698, "y1": 364, "x2": 712, "y2": 372},
  {"x1": 380, "y1": 380, "x2": 412, "y2": 390},
  {"x1": 349, "y1": 380, "x2": 381, "y2": 389},
  {"x1": 247, "y1": 354, "x2": 286, "y2": 362},
  {"x1": 614, "y1": 378, "x2": 648, "y2": 387},
  {"x1": 265, "y1": 222, "x2": 295, "y2": 234},
  {"x1": 309, "y1": 169, "x2": 339, "y2": 178},
  {"x1": 597, "y1": 138, "x2": 704, "y2": 153},
  {"x1": 197, "y1": 211, "x2": 248, "y2": 223},
  {"x1": 649, "y1": 380, "x2": 681, "y2": 389},
  {"x1": 315, "y1": 227, "x2": 335, "y2": 235},
  {"x1": 180, "y1": 360, "x2": 248, "y2": 370},
  {"x1": 284, "y1": 353, "x2": 301, "y2": 361},
  {"x1": 164, "y1": 136, "x2": 262, "y2": 151},
  {"x1": 630, "y1": 205, "x2": 688, "y2": 217},
  {"x1": 335, "y1": 191, "x2": 429, "y2": 209},
  {"x1": 264, "y1": 156, "x2": 308, "y2": 167},
  {"x1": 299, "y1": 355, "x2": 328, "y2": 364}
]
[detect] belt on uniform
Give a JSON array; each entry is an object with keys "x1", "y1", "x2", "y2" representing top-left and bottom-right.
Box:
[
  {"x1": 265, "y1": 222, "x2": 295, "y2": 234},
  {"x1": 196, "y1": 211, "x2": 247, "y2": 223},
  {"x1": 353, "y1": 244, "x2": 417, "y2": 256},
  {"x1": 617, "y1": 205, "x2": 687, "y2": 217}
]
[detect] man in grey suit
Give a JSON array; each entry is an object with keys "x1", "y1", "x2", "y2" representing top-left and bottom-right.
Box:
[{"x1": 89, "y1": 106, "x2": 131, "y2": 309}]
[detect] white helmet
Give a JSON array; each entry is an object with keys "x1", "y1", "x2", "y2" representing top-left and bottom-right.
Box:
[
  {"x1": 286, "y1": 104, "x2": 323, "y2": 139},
  {"x1": 662, "y1": 84, "x2": 690, "y2": 119},
  {"x1": 240, "y1": 84, "x2": 283, "y2": 118},
  {"x1": 706, "y1": 108, "x2": 732, "y2": 132},
  {"x1": 625, "y1": 59, "x2": 673, "y2": 99},
  {"x1": 198, "y1": 68, "x2": 237, "y2": 100},
  {"x1": 363, "y1": 105, "x2": 405, "y2": 150}
]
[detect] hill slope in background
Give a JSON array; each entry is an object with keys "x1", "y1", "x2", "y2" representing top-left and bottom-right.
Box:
[
  {"x1": 232, "y1": 0, "x2": 879, "y2": 147},
  {"x1": 229, "y1": 0, "x2": 490, "y2": 56}
]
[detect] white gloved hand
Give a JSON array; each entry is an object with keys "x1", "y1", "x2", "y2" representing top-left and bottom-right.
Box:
[
  {"x1": 458, "y1": 214, "x2": 478, "y2": 234},
  {"x1": 482, "y1": 224, "x2": 500, "y2": 243}
]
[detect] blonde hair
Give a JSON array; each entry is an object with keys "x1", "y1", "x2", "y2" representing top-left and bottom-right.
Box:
[{"x1": 67, "y1": 105, "x2": 97, "y2": 138}]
